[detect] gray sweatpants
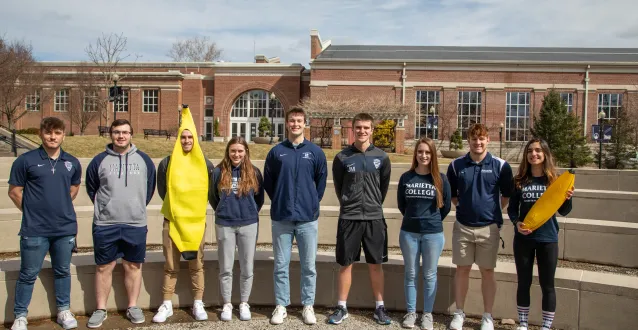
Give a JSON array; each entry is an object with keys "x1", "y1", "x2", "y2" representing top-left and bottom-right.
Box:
[{"x1": 216, "y1": 223, "x2": 259, "y2": 303}]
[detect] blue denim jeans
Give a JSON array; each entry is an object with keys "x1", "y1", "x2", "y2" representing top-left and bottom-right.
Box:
[
  {"x1": 14, "y1": 235, "x2": 75, "y2": 318},
  {"x1": 271, "y1": 220, "x2": 318, "y2": 306},
  {"x1": 399, "y1": 230, "x2": 445, "y2": 313}
]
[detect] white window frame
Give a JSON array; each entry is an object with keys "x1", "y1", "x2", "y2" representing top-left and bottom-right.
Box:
[
  {"x1": 54, "y1": 89, "x2": 69, "y2": 112},
  {"x1": 597, "y1": 93, "x2": 623, "y2": 121},
  {"x1": 415, "y1": 90, "x2": 440, "y2": 140},
  {"x1": 143, "y1": 90, "x2": 159, "y2": 113},
  {"x1": 231, "y1": 90, "x2": 283, "y2": 119},
  {"x1": 560, "y1": 92, "x2": 574, "y2": 113},
  {"x1": 114, "y1": 89, "x2": 129, "y2": 112},
  {"x1": 505, "y1": 92, "x2": 530, "y2": 142},
  {"x1": 457, "y1": 91, "x2": 482, "y2": 139},
  {"x1": 83, "y1": 90, "x2": 99, "y2": 112},
  {"x1": 25, "y1": 90, "x2": 40, "y2": 111}
]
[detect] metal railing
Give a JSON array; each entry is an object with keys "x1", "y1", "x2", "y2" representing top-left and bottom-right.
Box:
[{"x1": 0, "y1": 123, "x2": 40, "y2": 156}]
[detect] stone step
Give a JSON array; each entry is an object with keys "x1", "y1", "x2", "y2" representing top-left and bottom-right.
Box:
[
  {"x1": 0, "y1": 250, "x2": 636, "y2": 330},
  {"x1": 1, "y1": 206, "x2": 637, "y2": 268}
]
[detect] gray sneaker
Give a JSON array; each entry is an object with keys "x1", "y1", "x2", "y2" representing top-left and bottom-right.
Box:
[
  {"x1": 401, "y1": 312, "x2": 417, "y2": 328},
  {"x1": 420, "y1": 312, "x2": 434, "y2": 330},
  {"x1": 87, "y1": 310, "x2": 107, "y2": 328},
  {"x1": 127, "y1": 306, "x2": 145, "y2": 324}
]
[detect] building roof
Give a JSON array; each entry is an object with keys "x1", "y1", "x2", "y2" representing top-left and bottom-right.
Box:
[{"x1": 314, "y1": 45, "x2": 638, "y2": 64}]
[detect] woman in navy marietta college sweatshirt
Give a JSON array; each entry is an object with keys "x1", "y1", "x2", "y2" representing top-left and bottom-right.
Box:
[
  {"x1": 210, "y1": 136, "x2": 264, "y2": 322},
  {"x1": 507, "y1": 138, "x2": 573, "y2": 330},
  {"x1": 396, "y1": 137, "x2": 451, "y2": 329}
]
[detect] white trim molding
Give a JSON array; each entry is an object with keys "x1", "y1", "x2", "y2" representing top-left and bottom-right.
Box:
[{"x1": 309, "y1": 80, "x2": 638, "y2": 91}]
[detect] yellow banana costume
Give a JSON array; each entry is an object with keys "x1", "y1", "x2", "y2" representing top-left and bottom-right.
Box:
[
  {"x1": 522, "y1": 169, "x2": 575, "y2": 231},
  {"x1": 161, "y1": 105, "x2": 208, "y2": 258}
]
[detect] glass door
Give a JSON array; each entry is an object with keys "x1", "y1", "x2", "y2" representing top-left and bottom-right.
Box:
[{"x1": 205, "y1": 122, "x2": 213, "y2": 141}]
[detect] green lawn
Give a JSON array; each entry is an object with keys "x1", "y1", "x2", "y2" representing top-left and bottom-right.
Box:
[{"x1": 27, "y1": 134, "x2": 452, "y2": 164}]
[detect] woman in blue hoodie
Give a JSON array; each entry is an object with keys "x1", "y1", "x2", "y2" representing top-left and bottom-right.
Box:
[
  {"x1": 210, "y1": 136, "x2": 264, "y2": 322},
  {"x1": 397, "y1": 137, "x2": 451, "y2": 330}
]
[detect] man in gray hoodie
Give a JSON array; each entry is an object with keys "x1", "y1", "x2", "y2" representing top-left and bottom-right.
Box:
[{"x1": 85, "y1": 119, "x2": 156, "y2": 328}]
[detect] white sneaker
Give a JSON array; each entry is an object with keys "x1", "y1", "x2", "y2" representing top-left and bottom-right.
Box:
[
  {"x1": 152, "y1": 303, "x2": 173, "y2": 323},
  {"x1": 11, "y1": 317, "x2": 28, "y2": 330},
  {"x1": 302, "y1": 305, "x2": 317, "y2": 325},
  {"x1": 449, "y1": 310, "x2": 465, "y2": 330},
  {"x1": 517, "y1": 326, "x2": 529, "y2": 330},
  {"x1": 481, "y1": 313, "x2": 495, "y2": 330},
  {"x1": 57, "y1": 310, "x2": 78, "y2": 329},
  {"x1": 220, "y1": 303, "x2": 233, "y2": 322},
  {"x1": 239, "y1": 302, "x2": 251, "y2": 321},
  {"x1": 192, "y1": 301, "x2": 208, "y2": 321},
  {"x1": 270, "y1": 305, "x2": 287, "y2": 325}
]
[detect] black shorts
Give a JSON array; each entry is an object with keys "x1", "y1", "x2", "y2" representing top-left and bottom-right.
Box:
[
  {"x1": 93, "y1": 224, "x2": 148, "y2": 265},
  {"x1": 335, "y1": 218, "x2": 388, "y2": 266}
]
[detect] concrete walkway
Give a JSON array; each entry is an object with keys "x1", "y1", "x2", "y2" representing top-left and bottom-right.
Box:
[{"x1": 10, "y1": 307, "x2": 547, "y2": 330}]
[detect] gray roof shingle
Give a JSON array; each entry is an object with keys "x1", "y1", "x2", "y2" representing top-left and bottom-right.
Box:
[{"x1": 314, "y1": 45, "x2": 638, "y2": 64}]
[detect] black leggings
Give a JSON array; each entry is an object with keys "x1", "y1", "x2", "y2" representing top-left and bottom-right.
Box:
[{"x1": 513, "y1": 236, "x2": 558, "y2": 312}]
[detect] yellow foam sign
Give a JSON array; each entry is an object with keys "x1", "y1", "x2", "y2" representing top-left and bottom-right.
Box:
[
  {"x1": 522, "y1": 169, "x2": 575, "y2": 231},
  {"x1": 160, "y1": 106, "x2": 208, "y2": 252}
]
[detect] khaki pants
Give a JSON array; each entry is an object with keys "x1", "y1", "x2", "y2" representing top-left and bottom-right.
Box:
[{"x1": 161, "y1": 219, "x2": 206, "y2": 300}]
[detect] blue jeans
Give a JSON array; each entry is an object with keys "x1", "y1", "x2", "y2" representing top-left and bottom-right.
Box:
[
  {"x1": 14, "y1": 235, "x2": 75, "y2": 318},
  {"x1": 399, "y1": 230, "x2": 444, "y2": 313},
  {"x1": 272, "y1": 220, "x2": 318, "y2": 306}
]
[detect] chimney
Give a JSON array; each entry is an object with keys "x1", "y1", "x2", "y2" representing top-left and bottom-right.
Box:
[
  {"x1": 310, "y1": 29, "x2": 322, "y2": 59},
  {"x1": 255, "y1": 54, "x2": 268, "y2": 63}
]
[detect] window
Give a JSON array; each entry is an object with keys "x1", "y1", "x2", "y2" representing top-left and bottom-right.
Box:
[
  {"x1": 25, "y1": 90, "x2": 40, "y2": 111},
  {"x1": 114, "y1": 89, "x2": 129, "y2": 112},
  {"x1": 597, "y1": 93, "x2": 623, "y2": 121},
  {"x1": 143, "y1": 90, "x2": 159, "y2": 113},
  {"x1": 415, "y1": 90, "x2": 440, "y2": 139},
  {"x1": 560, "y1": 92, "x2": 574, "y2": 113},
  {"x1": 457, "y1": 91, "x2": 482, "y2": 139},
  {"x1": 505, "y1": 92, "x2": 530, "y2": 142},
  {"x1": 83, "y1": 91, "x2": 99, "y2": 112},
  {"x1": 231, "y1": 90, "x2": 283, "y2": 119},
  {"x1": 54, "y1": 89, "x2": 69, "y2": 112},
  {"x1": 205, "y1": 108, "x2": 213, "y2": 117}
]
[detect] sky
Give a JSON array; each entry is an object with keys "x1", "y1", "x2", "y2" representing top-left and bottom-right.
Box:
[{"x1": 1, "y1": 0, "x2": 638, "y2": 67}]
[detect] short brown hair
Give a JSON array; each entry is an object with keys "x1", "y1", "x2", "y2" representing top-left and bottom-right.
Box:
[
  {"x1": 285, "y1": 107, "x2": 306, "y2": 122},
  {"x1": 110, "y1": 119, "x2": 133, "y2": 135},
  {"x1": 353, "y1": 113, "x2": 374, "y2": 125},
  {"x1": 467, "y1": 123, "x2": 488, "y2": 139},
  {"x1": 40, "y1": 117, "x2": 65, "y2": 132}
]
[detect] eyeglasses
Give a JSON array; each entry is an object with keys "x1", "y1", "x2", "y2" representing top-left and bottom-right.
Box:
[{"x1": 112, "y1": 130, "x2": 131, "y2": 136}]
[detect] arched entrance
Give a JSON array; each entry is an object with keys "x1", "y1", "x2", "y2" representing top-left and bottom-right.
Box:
[{"x1": 230, "y1": 89, "x2": 285, "y2": 142}]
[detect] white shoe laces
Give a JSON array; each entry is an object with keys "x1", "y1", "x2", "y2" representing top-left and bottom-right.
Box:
[
  {"x1": 158, "y1": 303, "x2": 170, "y2": 313},
  {"x1": 59, "y1": 311, "x2": 75, "y2": 321},
  {"x1": 273, "y1": 305, "x2": 286, "y2": 316},
  {"x1": 222, "y1": 303, "x2": 232, "y2": 313}
]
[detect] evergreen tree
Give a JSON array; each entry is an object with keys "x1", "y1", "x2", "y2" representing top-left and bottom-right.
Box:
[
  {"x1": 530, "y1": 90, "x2": 592, "y2": 167},
  {"x1": 258, "y1": 116, "x2": 272, "y2": 136},
  {"x1": 600, "y1": 107, "x2": 636, "y2": 169}
]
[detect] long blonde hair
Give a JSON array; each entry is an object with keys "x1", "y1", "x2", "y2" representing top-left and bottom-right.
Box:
[
  {"x1": 216, "y1": 136, "x2": 259, "y2": 197},
  {"x1": 515, "y1": 138, "x2": 558, "y2": 189},
  {"x1": 410, "y1": 137, "x2": 444, "y2": 208}
]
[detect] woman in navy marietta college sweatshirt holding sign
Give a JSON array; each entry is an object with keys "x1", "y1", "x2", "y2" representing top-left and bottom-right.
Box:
[{"x1": 397, "y1": 137, "x2": 451, "y2": 330}]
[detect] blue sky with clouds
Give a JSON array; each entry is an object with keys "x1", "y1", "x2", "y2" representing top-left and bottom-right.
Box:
[{"x1": 2, "y1": 0, "x2": 637, "y2": 66}]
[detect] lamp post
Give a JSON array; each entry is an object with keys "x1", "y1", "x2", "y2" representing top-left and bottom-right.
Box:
[
  {"x1": 111, "y1": 73, "x2": 120, "y2": 121},
  {"x1": 428, "y1": 105, "x2": 435, "y2": 138},
  {"x1": 598, "y1": 110, "x2": 606, "y2": 169},
  {"x1": 269, "y1": 92, "x2": 276, "y2": 144},
  {"x1": 499, "y1": 122, "x2": 504, "y2": 158}
]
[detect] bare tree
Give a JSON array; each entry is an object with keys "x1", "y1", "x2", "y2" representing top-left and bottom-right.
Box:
[
  {"x1": 0, "y1": 36, "x2": 47, "y2": 129},
  {"x1": 299, "y1": 94, "x2": 410, "y2": 119},
  {"x1": 167, "y1": 36, "x2": 222, "y2": 62},
  {"x1": 85, "y1": 32, "x2": 139, "y2": 124},
  {"x1": 64, "y1": 64, "x2": 107, "y2": 135}
]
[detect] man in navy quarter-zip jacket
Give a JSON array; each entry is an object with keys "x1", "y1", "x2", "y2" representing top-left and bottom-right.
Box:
[{"x1": 263, "y1": 107, "x2": 327, "y2": 326}]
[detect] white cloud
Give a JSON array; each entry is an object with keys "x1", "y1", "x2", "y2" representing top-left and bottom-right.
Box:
[{"x1": 1, "y1": 0, "x2": 637, "y2": 67}]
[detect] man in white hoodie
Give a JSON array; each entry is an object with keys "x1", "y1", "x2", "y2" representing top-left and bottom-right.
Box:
[{"x1": 85, "y1": 119, "x2": 156, "y2": 328}]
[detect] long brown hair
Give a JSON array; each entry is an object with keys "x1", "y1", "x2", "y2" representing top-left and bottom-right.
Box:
[
  {"x1": 410, "y1": 137, "x2": 444, "y2": 208},
  {"x1": 515, "y1": 138, "x2": 558, "y2": 189},
  {"x1": 217, "y1": 136, "x2": 259, "y2": 197}
]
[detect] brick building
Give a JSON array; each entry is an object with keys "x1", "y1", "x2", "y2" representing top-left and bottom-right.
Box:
[{"x1": 12, "y1": 29, "x2": 638, "y2": 153}]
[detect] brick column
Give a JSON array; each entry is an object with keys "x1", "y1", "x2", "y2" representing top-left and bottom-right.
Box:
[
  {"x1": 332, "y1": 118, "x2": 342, "y2": 150},
  {"x1": 395, "y1": 117, "x2": 406, "y2": 154},
  {"x1": 304, "y1": 127, "x2": 310, "y2": 141}
]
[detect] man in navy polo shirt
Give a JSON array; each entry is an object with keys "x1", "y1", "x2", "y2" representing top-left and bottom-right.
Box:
[
  {"x1": 446, "y1": 123, "x2": 513, "y2": 330},
  {"x1": 8, "y1": 117, "x2": 82, "y2": 330}
]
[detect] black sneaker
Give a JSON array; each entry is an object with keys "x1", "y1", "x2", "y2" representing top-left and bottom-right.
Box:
[
  {"x1": 374, "y1": 305, "x2": 392, "y2": 325},
  {"x1": 328, "y1": 305, "x2": 349, "y2": 324}
]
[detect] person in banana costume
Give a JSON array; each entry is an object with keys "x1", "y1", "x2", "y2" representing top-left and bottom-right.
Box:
[
  {"x1": 507, "y1": 138, "x2": 573, "y2": 330},
  {"x1": 153, "y1": 105, "x2": 214, "y2": 323}
]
